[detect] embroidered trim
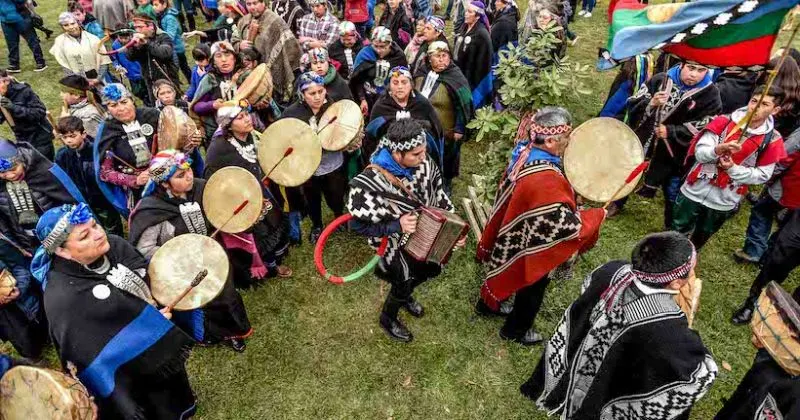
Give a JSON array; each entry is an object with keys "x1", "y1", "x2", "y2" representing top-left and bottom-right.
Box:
[
  {"x1": 530, "y1": 122, "x2": 571, "y2": 136},
  {"x1": 106, "y1": 263, "x2": 155, "y2": 304},
  {"x1": 6, "y1": 181, "x2": 38, "y2": 226},
  {"x1": 179, "y1": 202, "x2": 208, "y2": 235},
  {"x1": 228, "y1": 137, "x2": 258, "y2": 163}
]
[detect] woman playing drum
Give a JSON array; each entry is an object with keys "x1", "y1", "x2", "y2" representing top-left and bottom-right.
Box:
[
  {"x1": 128, "y1": 150, "x2": 252, "y2": 351},
  {"x1": 204, "y1": 102, "x2": 293, "y2": 285}
]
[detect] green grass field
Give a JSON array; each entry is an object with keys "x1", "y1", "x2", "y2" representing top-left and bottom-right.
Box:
[{"x1": 2, "y1": 0, "x2": 800, "y2": 418}]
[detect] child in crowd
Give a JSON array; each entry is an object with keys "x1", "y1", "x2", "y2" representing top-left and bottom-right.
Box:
[
  {"x1": 53, "y1": 117, "x2": 124, "y2": 235},
  {"x1": 68, "y1": 2, "x2": 104, "y2": 38},
  {"x1": 110, "y1": 29, "x2": 149, "y2": 103},
  {"x1": 186, "y1": 44, "x2": 211, "y2": 101},
  {"x1": 153, "y1": 79, "x2": 189, "y2": 112}
]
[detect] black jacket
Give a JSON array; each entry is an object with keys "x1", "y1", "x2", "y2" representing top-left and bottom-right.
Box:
[
  {"x1": 126, "y1": 32, "x2": 181, "y2": 103},
  {"x1": 0, "y1": 81, "x2": 54, "y2": 159},
  {"x1": 490, "y1": 6, "x2": 518, "y2": 52}
]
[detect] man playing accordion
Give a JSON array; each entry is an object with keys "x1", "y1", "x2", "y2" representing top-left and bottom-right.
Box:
[{"x1": 347, "y1": 119, "x2": 465, "y2": 343}]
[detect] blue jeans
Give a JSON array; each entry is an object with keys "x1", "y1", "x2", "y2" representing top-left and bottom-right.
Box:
[
  {"x1": 743, "y1": 194, "x2": 784, "y2": 259},
  {"x1": 581, "y1": 0, "x2": 596, "y2": 11},
  {"x1": 1, "y1": 18, "x2": 45, "y2": 67}
]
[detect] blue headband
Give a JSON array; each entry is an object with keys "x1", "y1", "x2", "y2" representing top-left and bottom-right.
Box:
[
  {"x1": 0, "y1": 139, "x2": 19, "y2": 173},
  {"x1": 297, "y1": 72, "x2": 325, "y2": 95},
  {"x1": 31, "y1": 203, "x2": 94, "y2": 288}
]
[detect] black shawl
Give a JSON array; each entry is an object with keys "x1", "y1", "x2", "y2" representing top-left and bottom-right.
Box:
[
  {"x1": 44, "y1": 235, "x2": 194, "y2": 420},
  {"x1": 271, "y1": 0, "x2": 304, "y2": 34},
  {"x1": 490, "y1": 6, "x2": 518, "y2": 51},
  {"x1": 127, "y1": 179, "x2": 252, "y2": 343},
  {"x1": 378, "y1": 7, "x2": 413, "y2": 49},
  {"x1": 453, "y1": 22, "x2": 493, "y2": 90},
  {"x1": 128, "y1": 179, "x2": 208, "y2": 246},
  {"x1": 348, "y1": 43, "x2": 408, "y2": 111},
  {"x1": 521, "y1": 260, "x2": 718, "y2": 420},
  {"x1": 96, "y1": 108, "x2": 160, "y2": 171},
  {"x1": 325, "y1": 72, "x2": 355, "y2": 102},
  {"x1": 365, "y1": 92, "x2": 444, "y2": 161},
  {"x1": 0, "y1": 143, "x2": 84, "y2": 252},
  {"x1": 409, "y1": 33, "x2": 449, "y2": 74},
  {"x1": 715, "y1": 350, "x2": 800, "y2": 419},
  {"x1": 627, "y1": 72, "x2": 721, "y2": 184},
  {"x1": 329, "y1": 39, "x2": 364, "y2": 79}
]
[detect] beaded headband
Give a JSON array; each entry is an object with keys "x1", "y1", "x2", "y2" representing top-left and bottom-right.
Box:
[
  {"x1": 41, "y1": 203, "x2": 93, "y2": 254},
  {"x1": 529, "y1": 122, "x2": 572, "y2": 136},
  {"x1": 632, "y1": 247, "x2": 697, "y2": 284},
  {"x1": 379, "y1": 130, "x2": 426, "y2": 152}
]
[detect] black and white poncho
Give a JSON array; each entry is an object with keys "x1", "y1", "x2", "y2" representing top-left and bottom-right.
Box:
[
  {"x1": 521, "y1": 260, "x2": 719, "y2": 420},
  {"x1": 347, "y1": 155, "x2": 454, "y2": 280}
]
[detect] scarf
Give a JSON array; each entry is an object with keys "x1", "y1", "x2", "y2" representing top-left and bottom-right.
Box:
[
  {"x1": 666, "y1": 64, "x2": 712, "y2": 95},
  {"x1": 370, "y1": 148, "x2": 414, "y2": 180}
]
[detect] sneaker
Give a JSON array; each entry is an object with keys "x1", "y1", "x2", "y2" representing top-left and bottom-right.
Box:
[
  {"x1": 570, "y1": 35, "x2": 580, "y2": 46},
  {"x1": 577, "y1": 9, "x2": 587, "y2": 16},
  {"x1": 584, "y1": 11, "x2": 592, "y2": 17},
  {"x1": 6, "y1": 67, "x2": 21, "y2": 73},
  {"x1": 34, "y1": 64, "x2": 47, "y2": 72},
  {"x1": 732, "y1": 249, "x2": 759, "y2": 264}
]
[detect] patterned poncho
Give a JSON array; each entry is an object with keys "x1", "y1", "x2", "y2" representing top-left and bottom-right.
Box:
[
  {"x1": 347, "y1": 155, "x2": 453, "y2": 272},
  {"x1": 522, "y1": 260, "x2": 719, "y2": 420}
]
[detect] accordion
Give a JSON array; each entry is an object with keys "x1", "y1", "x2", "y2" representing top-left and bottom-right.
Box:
[{"x1": 402, "y1": 207, "x2": 469, "y2": 265}]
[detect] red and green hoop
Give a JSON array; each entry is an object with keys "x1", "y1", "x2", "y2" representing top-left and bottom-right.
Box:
[{"x1": 314, "y1": 214, "x2": 388, "y2": 284}]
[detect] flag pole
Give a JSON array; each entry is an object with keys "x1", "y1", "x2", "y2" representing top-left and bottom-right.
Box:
[{"x1": 725, "y1": 22, "x2": 800, "y2": 144}]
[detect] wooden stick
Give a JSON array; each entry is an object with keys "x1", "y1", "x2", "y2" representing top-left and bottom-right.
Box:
[
  {"x1": 0, "y1": 103, "x2": 15, "y2": 128},
  {"x1": 209, "y1": 200, "x2": 250, "y2": 239},
  {"x1": 462, "y1": 198, "x2": 482, "y2": 242},
  {"x1": 725, "y1": 23, "x2": 800, "y2": 144},
  {"x1": 165, "y1": 269, "x2": 208, "y2": 311},
  {"x1": 106, "y1": 151, "x2": 138, "y2": 170},
  {"x1": 316, "y1": 116, "x2": 338, "y2": 134},
  {"x1": 602, "y1": 161, "x2": 650, "y2": 209},
  {"x1": 260, "y1": 147, "x2": 294, "y2": 184},
  {"x1": 467, "y1": 186, "x2": 488, "y2": 228},
  {"x1": 0, "y1": 232, "x2": 31, "y2": 258}
]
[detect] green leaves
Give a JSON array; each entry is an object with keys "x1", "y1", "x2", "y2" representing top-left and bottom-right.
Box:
[{"x1": 472, "y1": 27, "x2": 594, "y2": 200}]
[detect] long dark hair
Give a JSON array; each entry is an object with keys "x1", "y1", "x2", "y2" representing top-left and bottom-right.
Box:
[{"x1": 758, "y1": 56, "x2": 800, "y2": 114}]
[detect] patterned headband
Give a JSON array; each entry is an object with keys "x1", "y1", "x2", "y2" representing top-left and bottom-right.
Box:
[
  {"x1": 297, "y1": 72, "x2": 325, "y2": 93},
  {"x1": 101, "y1": 83, "x2": 131, "y2": 104},
  {"x1": 41, "y1": 203, "x2": 93, "y2": 254},
  {"x1": 425, "y1": 16, "x2": 445, "y2": 32},
  {"x1": 632, "y1": 247, "x2": 697, "y2": 284},
  {"x1": 379, "y1": 130, "x2": 426, "y2": 152},
  {"x1": 148, "y1": 150, "x2": 191, "y2": 183},
  {"x1": 390, "y1": 66, "x2": 413, "y2": 80},
  {"x1": 339, "y1": 21, "x2": 358, "y2": 36},
  {"x1": 372, "y1": 26, "x2": 392, "y2": 43},
  {"x1": 308, "y1": 47, "x2": 329, "y2": 63},
  {"x1": 427, "y1": 40, "x2": 449, "y2": 55},
  {"x1": 0, "y1": 155, "x2": 19, "y2": 173},
  {"x1": 529, "y1": 122, "x2": 572, "y2": 136}
]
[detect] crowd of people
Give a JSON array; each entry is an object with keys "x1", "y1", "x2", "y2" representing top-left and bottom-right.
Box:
[{"x1": 0, "y1": 0, "x2": 798, "y2": 418}]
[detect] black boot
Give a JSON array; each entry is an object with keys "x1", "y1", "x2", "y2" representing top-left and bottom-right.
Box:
[
  {"x1": 500, "y1": 327, "x2": 543, "y2": 346},
  {"x1": 404, "y1": 295, "x2": 424, "y2": 318},
  {"x1": 732, "y1": 295, "x2": 758, "y2": 325},
  {"x1": 228, "y1": 338, "x2": 246, "y2": 352},
  {"x1": 475, "y1": 299, "x2": 509, "y2": 317},
  {"x1": 380, "y1": 296, "x2": 413, "y2": 342}
]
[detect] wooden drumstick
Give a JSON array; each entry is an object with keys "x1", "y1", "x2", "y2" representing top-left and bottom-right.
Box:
[
  {"x1": 165, "y1": 269, "x2": 208, "y2": 311},
  {"x1": 0, "y1": 232, "x2": 31, "y2": 258},
  {"x1": 602, "y1": 161, "x2": 650, "y2": 209},
  {"x1": 316, "y1": 116, "x2": 338, "y2": 134},
  {"x1": 260, "y1": 147, "x2": 294, "y2": 184},
  {"x1": 209, "y1": 200, "x2": 251, "y2": 239},
  {"x1": 106, "y1": 151, "x2": 138, "y2": 170},
  {"x1": 0, "y1": 100, "x2": 15, "y2": 128}
]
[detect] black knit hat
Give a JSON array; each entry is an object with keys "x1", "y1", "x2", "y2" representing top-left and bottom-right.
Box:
[
  {"x1": 59, "y1": 74, "x2": 91, "y2": 95},
  {"x1": 631, "y1": 231, "x2": 696, "y2": 284}
]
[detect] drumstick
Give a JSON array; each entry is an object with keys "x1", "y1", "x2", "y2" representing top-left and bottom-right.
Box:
[
  {"x1": 602, "y1": 161, "x2": 650, "y2": 209},
  {"x1": 0, "y1": 100, "x2": 15, "y2": 128},
  {"x1": 260, "y1": 147, "x2": 294, "y2": 183},
  {"x1": 209, "y1": 200, "x2": 250, "y2": 239},
  {"x1": 106, "y1": 151, "x2": 138, "y2": 170},
  {"x1": 0, "y1": 232, "x2": 31, "y2": 257},
  {"x1": 316, "y1": 116, "x2": 338, "y2": 134},
  {"x1": 165, "y1": 269, "x2": 208, "y2": 311}
]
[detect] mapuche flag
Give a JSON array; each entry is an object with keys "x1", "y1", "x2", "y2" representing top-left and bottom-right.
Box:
[{"x1": 598, "y1": 0, "x2": 800, "y2": 71}]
